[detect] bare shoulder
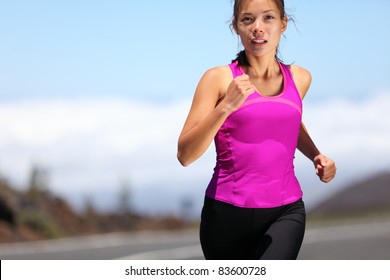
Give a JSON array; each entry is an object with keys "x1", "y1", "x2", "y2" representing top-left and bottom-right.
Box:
[
  {"x1": 201, "y1": 65, "x2": 232, "y2": 84},
  {"x1": 181, "y1": 65, "x2": 232, "y2": 133},
  {"x1": 290, "y1": 65, "x2": 312, "y2": 86},
  {"x1": 197, "y1": 65, "x2": 232, "y2": 99},
  {"x1": 290, "y1": 64, "x2": 312, "y2": 99}
]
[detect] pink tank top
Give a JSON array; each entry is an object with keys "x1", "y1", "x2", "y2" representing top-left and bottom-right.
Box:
[{"x1": 206, "y1": 61, "x2": 303, "y2": 208}]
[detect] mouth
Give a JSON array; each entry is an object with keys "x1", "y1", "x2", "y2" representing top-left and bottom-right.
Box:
[{"x1": 251, "y1": 39, "x2": 267, "y2": 44}]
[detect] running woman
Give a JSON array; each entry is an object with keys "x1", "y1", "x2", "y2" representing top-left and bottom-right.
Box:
[{"x1": 177, "y1": 0, "x2": 336, "y2": 260}]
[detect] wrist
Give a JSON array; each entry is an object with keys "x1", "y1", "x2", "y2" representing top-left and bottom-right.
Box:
[
  {"x1": 217, "y1": 100, "x2": 235, "y2": 115},
  {"x1": 311, "y1": 152, "x2": 322, "y2": 163}
]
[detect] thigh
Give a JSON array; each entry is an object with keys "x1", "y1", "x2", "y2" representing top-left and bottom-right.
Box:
[
  {"x1": 200, "y1": 197, "x2": 257, "y2": 260},
  {"x1": 256, "y1": 199, "x2": 306, "y2": 260}
]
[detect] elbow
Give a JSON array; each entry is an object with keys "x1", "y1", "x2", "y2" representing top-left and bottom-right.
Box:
[
  {"x1": 177, "y1": 154, "x2": 191, "y2": 167},
  {"x1": 177, "y1": 148, "x2": 191, "y2": 167},
  {"x1": 177, "y1": 138, "x2": 200, "y2": 167},
  {"x1": 178, "y1": 158, "x2": 190, "y2": 167}
]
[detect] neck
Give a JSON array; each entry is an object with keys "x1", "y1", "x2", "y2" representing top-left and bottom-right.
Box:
[{"x1": 245, "y1": 52, "x2": 280, "y2": 79}]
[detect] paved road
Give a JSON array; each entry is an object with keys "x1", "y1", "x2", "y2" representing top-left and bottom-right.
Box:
[
  {"x1": 0, "y1": 230, "x2": 200, "y2": 260},
  {"x1": 1, "y1": 218, "x2": 389, "y2": 260},
  {"x1": 299, "y1": 219, "x2": 390, "y2": 260}
]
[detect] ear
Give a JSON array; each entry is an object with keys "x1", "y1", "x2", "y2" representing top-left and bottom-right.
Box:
[
  {"x1": 281, "y1": 16, "x2": 288, "y2": 33},
  {"x1": 232, "y1": 19, "x2": 239, "y2": 34}
]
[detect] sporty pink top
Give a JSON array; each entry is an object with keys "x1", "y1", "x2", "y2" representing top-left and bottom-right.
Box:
[{"x1": 205, "y1": 61, "x2": 303, "y2": 208}]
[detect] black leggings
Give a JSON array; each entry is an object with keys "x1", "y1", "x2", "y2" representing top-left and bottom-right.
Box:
[{"x1": 200, "y1": 197, "x2": 306, "y2": 260}]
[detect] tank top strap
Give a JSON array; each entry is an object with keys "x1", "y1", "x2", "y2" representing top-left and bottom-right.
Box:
[
  {"x1": 279, "y1": 62, "x2": 293, "y2": 83},
  {"x1": 279, "y1": 62, "x2": 303, "y2": 104},
  {"x1": 229, "y1": 61, "x2": 244, "y2": 78}
]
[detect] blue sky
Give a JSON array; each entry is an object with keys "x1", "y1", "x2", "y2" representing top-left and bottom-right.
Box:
[
  {"x1": 1, "y1": 0, "x2": 389, "y2": 215},
  {"x1": 2, "y1": 0, "x2": 390, "y2": 102}
]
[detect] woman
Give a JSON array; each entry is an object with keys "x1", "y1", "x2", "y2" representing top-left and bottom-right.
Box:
[{"x1": 177, "y1": 0, "x2": 336, "y2": 260}]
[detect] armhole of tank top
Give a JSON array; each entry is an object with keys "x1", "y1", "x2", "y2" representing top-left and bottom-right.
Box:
[{"x1": 283, "y1": 63, "x2": 304, "y2": 102}]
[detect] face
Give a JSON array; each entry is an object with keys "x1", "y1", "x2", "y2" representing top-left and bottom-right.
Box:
[{"x1": 234, "y1": 0, "x2": 287, "y2": 59}]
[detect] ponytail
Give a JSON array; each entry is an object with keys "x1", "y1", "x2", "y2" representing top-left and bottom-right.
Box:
[{"x1": 232, "y1": 50, "x2": 250, "y2": 67}]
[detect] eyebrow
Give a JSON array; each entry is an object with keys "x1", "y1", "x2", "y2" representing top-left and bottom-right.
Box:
[
  {"x1": 263, "y1": 9, "x2": 277, "y2": 13},
  {"x1": 240, "y1": 9, "x2": 277, "y2": 16}
]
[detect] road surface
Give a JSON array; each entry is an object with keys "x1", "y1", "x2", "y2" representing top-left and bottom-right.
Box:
[{"x1": 1, "y1": 218, "x2": 389, "y2": 260}]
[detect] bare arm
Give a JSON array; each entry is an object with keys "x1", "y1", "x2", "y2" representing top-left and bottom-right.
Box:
[
  {"x1": 177, "y1": 67, "x2": 254, "y2": 167},
  {"x1": 291, "y1": 65, "x2": 337, "y2": 183},
  {"x1": 297, "y1": 124, "x2": 337, "y2": 183}
]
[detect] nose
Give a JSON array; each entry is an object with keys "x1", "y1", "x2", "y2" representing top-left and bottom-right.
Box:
[{"x1": 251, "y1": 19, "x2": 264, "y2": 36}]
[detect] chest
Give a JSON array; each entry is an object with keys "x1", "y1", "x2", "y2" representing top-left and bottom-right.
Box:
[
  {"x1": 225, "y1": 100, "x2": 302, "y2": 144},
  {"x1": 250, "y1": 75, "x2": 284, "y2": 97}
]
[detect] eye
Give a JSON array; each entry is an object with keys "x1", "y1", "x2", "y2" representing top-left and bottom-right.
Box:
[
  {"x1": 264, "y1": 15, "x2": 275, "y2": 21},
  {"x1": 241, "y1": 17, "x2": 254, "y2": 24}
]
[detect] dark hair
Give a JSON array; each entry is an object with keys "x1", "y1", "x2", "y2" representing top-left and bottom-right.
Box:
[{"x1": 230, "y1": 0, "x2": 289, "y2": 66}]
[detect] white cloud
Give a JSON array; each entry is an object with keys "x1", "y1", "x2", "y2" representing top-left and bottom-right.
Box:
[
  {"x1": 302, "y1": 93, "x2": 390, "y2": 170},
  {"x1": 295, "y1": 93, "x2": 390, "y2": 207},
  {"x1": 0, "y1": 93, "x2": 389, "y2": 213},
  {"x1": 0, "y1": 98, "x2": 188, "y2": 184}
]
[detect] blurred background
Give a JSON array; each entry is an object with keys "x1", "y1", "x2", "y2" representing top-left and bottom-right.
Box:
[{"x1": 0, "y1": 0, "x2": 389, "y2": 259}]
